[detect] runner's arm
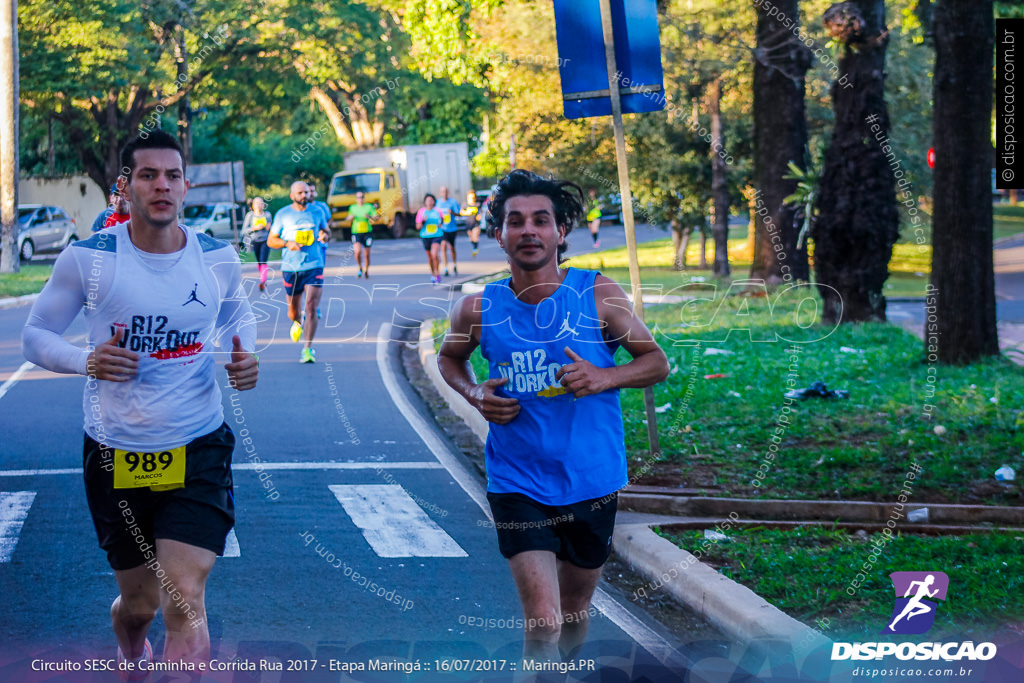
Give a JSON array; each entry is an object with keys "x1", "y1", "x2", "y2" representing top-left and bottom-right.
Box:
[
  {"x1": 21, "y1": 247, "x2": 91, "y2": 374},
  {"x1": 438, "y1": 294, "x2": 520, "y2": 424},
  {"x1": 556, "y1": 275, "x2": 669, "y2": 397},
  {"x1": 208, "y1": 252, "x2": 257, "y2": 352},
  {"x1": 209, "y1": 251, "x2": 259, "y2": 390},
  {"x1": 267, "y1": 213, "x2": 289, "y2": 249}
]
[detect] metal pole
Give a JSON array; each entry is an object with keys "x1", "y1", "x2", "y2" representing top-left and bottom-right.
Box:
[
  {"x1": 0, "y1": 0, "x2": 18, "y2": 274},
  {"x1": 598, "y1": 0, "x2": 661, "y2": 459}
]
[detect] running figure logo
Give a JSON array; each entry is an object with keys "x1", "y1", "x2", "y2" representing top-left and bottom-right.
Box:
[
  {"x1": 558, "y1": 312, "x2": 578, "y2": 338},
  {"x1": 883, "y1": 571, "x2": 949, "y2": 635},
  {"x1": 183, "y1": 283, "x2": 206, "y2": 307}
]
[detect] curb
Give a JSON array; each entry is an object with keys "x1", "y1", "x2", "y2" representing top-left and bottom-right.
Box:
[
  {"x1": 0, "y1": 293, "x2": 40, "y2": 310},
  {"x1": 613, "y1": 522, "x2": 831, "y2": 660},
  {"x1": 414, "y1": 318, "x2": 831, "y2": 660},
  {"x1": 620, "y1": 492, "x2": 1024, "y2": 527}
]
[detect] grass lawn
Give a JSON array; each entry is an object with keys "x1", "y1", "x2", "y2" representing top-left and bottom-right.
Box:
[
  {"x1": 567, "y1": 238, "x2": 933, "y2": 298},
  {"x1": 658, "y1": 525, "x2": 1024, "y2": 641},
  {"x1": 0, "y1": 264, "x2": 54, "y2": 298},
  {"x1": 994, "y1": 204, "x2": 1024, "y2": 241},
  {"x1": 433, "y1": 278, "x2": 1023, "y2": 505}
]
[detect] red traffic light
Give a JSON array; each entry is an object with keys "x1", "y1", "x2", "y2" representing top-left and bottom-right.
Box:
[{"x1": 927, "y1": 147, "x2": 935, "y2": 169}]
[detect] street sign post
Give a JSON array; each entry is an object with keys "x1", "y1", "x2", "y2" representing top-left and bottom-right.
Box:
[{"x1": 554, "y1": 0, "x2": 665, "y2": 460}]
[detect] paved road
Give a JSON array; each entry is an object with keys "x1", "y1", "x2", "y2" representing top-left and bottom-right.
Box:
[
  {"x1": 0, "y1": 226, "x2": 722, "y2": 681},
  {"x1": 888, "y1": 237, "x2": 1024, "y2": 358}
]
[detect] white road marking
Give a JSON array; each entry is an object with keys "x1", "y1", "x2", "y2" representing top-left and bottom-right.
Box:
[
  {"x1": 0, "y1": 461, "x2": 445, "y2": 478},
  {"x1": 329, "y1": 484, "x2": 467, "y2": 558},
  {"x1": 223, "y1": 528, "x2": 240, "y2": 557},
  {"x1": 0, "y1": 491, "x2": 37, "y2": 563},
  {"x1": 0, "y1": 361, "x2": 35, "y2": 401},
  {"x1": 375, "y1": 322, "x2": 490, "y2": 513}
]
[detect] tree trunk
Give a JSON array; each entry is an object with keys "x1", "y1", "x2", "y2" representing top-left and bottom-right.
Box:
[
  {"x1": 0, "y1": 0, "x2": 18, "y2": 274},
  {"x1": 813, "y1": 0, "x2": 899, "y2": 323},
  {"x1": 175, "y1": 28, "x2": 191, "y2": 164},
  {"x1": 751, "y1": 0, "x2": 811, "y2": 284},
  {"x1": 671, "y1": 219, "x2": 692, "y2": 270},
  {"x1": 708, "y1": 77, "x2": 730, "y2": 276},
  {"x1": 931, "y1": 0, "x2": 997, "y2": 362},
  {"x1": 310, "y1": 84, "x2": 387, "y2": 151}
]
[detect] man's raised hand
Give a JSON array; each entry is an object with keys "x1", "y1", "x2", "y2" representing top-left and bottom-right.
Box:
[
  {"x1": 86, "y1": 327, "x2": 139, "y2": 382},
  {"x1": 468, "y1": 377, "x2": 520, "y2": 424},
  {"x1": 225, "y1": 335, "x2": 259, "y2": 391},
  {"x1": 556, "y1": 347, "x2": 611, "y2": 398}
]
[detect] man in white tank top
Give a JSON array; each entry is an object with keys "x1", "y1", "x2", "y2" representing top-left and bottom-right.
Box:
[{"x1": 22, "y1": 130, "x2": 259, "y2": 675}]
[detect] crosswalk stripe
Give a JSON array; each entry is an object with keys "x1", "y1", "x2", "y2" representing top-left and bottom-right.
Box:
[
  {"x1": 0, "y1": 461, "x2": 445, "y2": 478},
  {"x1": 329, "y1": 484, "x2": 467, "y2": 558},
  {"x1": 0, "y1": 491, "x2": 36, "y2": 563},
  {"x1": 223, "y1": 528, "x2": 240, "y2": 557}
]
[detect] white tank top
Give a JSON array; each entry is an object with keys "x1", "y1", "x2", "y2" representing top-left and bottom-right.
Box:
[{"x1": 83, "y1": 223, "x2": 226, "y2": 450}]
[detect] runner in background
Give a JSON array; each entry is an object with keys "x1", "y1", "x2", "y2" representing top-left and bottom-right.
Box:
[
  {"x1": 91, "y1": 183, "x2": 131, "y2": 233},
  {"x1": 585, "y1": 188, "x2": 602, "y2": 249},
  {"x1": 242, "y1": 197, "x2": 273, "y2": 291},
  {"x1": 416, "y1": 193, "x2": 444, "y2": 285},
  {"x1": 306, "y1": 183, "x2": 332, "y2": 319},
  {"x1": 436, "y1": 186, "x2": 461, "y2": 277},
  {"x1": 268, "y1": 182, "x2": 328, "y2": 363},
  {"x1": 348, "y1": 191, "x2": 377, "y2": 279},
  {"x1": 22, "y1": 130, "x2": 259, "y2": 675}
]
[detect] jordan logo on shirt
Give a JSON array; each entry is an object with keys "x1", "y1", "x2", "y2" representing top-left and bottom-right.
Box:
[
  {"x1": 559, "y1": 313, "x2": 578, "y2": 338},
  {"x1": 183, "y1": 283, "x2": 206, "y2": 307}
]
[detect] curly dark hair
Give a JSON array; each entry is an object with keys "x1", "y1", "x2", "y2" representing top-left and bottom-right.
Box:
[{"x1": 486, "y1": 170, "x2": 585, "y2": 258}]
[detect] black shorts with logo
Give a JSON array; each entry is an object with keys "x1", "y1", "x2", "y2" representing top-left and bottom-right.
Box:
[
  {"x1": 486, "y1": 491, "x2": 618, "y2": 569},
  {"x1": 83, "y1": 423, "x2": 236, "y2": 571},
  {"x1": 282, "y1": 267, "x2": 324, "y2": 297},
  {"x1": 353, "y1": 232, "x2": 373, "y2": 247}
]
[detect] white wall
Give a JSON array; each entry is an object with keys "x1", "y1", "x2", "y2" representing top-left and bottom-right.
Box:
[{"x1": 19, "y1": 175, "x2": 108, "y2": 231}]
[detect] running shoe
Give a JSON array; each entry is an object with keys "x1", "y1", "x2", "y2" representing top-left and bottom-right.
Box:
[
  {"x1": 472, "y1": 248, "x2": 478, "y2": 257},
  {"x1": 301, "y1": 348, "x2": 316, "y2": 364},
  {"x1": 258, "y1": 282, "x2": 266, "y2": 292},
  {"x1": 363, "y1": 271, "x2": 369, "y2": 279},
  {"x1": 593, "y1": 240, "x2": 601, "y2": 249},
  {"x1": 357, "y1": 270, "x2": 363, "y2": 278},
  {"x1": 290, "y1": 320, "x2": 303, "y2": 343},
  {"x1": 453, "y1": 266, "x2": 458, "y2": 276},
  {"x1": 317, "y1": 307, "x2": 321, "y2": 319},
  {"x1": 117, "y1": 638, "x2": 153, "y2": 682}
]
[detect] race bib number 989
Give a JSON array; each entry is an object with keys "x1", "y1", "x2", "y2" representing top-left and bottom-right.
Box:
[{"x1": 114, "y1": 446, "x2": 186, "y2": 490}]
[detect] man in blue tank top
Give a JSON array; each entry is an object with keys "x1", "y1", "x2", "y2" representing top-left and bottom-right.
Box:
[{"x1": 438, "y1": 170, "x2": 669, "y2": 663}]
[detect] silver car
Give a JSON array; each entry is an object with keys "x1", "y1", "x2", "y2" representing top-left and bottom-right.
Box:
[{"x1": 15, "y1": 205, "x2": 79, "y2": 260}]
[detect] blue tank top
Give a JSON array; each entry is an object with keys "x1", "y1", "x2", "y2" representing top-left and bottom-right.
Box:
[
  {"x1": 419, "y1": 208, "x2": 443, "y2": 239},
  {"x1": 480, "y1": 268, "x2": 627, "y2": 505}
]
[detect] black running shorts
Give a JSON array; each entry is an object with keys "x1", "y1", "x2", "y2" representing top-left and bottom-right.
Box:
[
  {"x1": 486, "y1": 491, "x2": 618, "y2": 569},
  {"x1": 282, "y1": 267, "x2": 324, "y2": 297},
  {"x1": 83, "y1": 423, "x2": 236, "y2": 571}
]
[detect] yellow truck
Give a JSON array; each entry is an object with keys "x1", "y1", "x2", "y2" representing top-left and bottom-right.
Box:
[{"x1": 326, "y1": 143, "x2": 473, "y2": 240}]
